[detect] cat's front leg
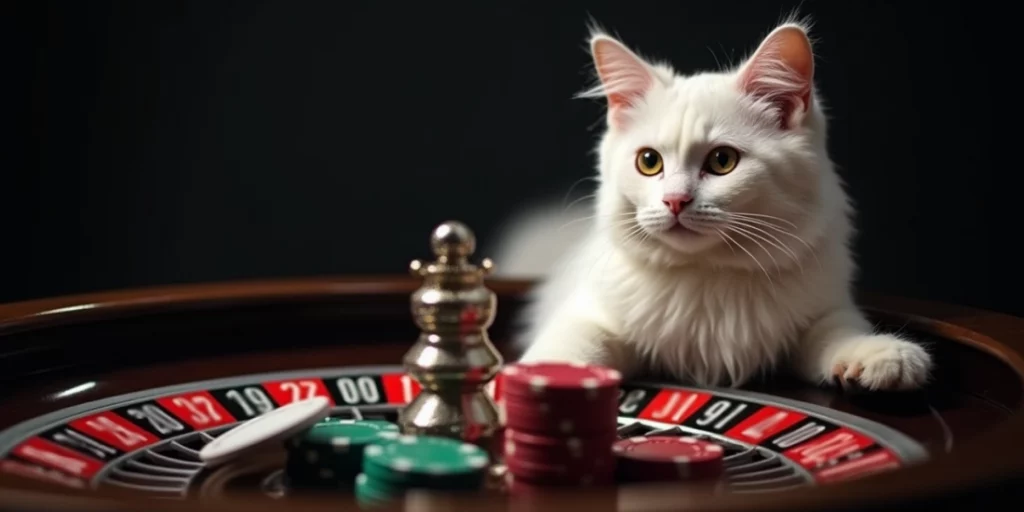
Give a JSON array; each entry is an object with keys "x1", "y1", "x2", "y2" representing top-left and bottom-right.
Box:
[
  {"x1": 795, "y1": 307, "x2": 933, "y2": 391},
  {"x1": 518, "y1": 315, "x2": 640, "y2": 378}
]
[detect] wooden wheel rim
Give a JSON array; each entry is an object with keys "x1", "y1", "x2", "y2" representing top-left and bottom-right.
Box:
[{"x1": 0, "y1": 276, "x2": 1021, "y2": 512}]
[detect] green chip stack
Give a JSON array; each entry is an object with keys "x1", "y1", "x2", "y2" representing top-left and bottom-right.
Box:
[
  {"x1": 354, "y1": 435, "x2": 490, "y2": 508},
  {"x1": 284, "y1": 418, "x2": 400, "y2": 491}
]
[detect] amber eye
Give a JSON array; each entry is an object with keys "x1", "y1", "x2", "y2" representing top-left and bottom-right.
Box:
[
  {"x1": 704, "y1": 146, "x2": 740, "y2": 175},
  {"x1": 635, "y1": 148, "x2": 664, "y2": 176}
]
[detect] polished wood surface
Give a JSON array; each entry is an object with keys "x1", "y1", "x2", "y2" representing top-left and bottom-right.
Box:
[{"x1": 1, "y1": 277, "x2": 1023, "y2": 511}]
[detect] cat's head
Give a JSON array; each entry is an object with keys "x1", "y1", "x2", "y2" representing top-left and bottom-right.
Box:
[{"x1": 584, "y1": 21, "x2": 834, "y2": 270}]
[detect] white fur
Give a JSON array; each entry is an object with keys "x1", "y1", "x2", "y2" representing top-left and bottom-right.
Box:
[{"x1": 494, "y1": 21, "x2": 933, "y2": 391}]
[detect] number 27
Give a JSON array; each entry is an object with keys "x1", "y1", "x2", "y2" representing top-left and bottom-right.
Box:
[{"x1": 279, "y1": 381, "x2": 319, "y2": 403}]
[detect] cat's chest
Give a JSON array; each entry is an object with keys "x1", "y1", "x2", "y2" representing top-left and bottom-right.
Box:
[{"x1": 602, "y1": 265, "x2": 804, "y2": 346}]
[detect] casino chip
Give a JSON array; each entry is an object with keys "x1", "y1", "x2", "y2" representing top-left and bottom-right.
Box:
[
  {"x1": 500, "y1": 362, "x2": 621, "y2": 488},
  {"x1": 505, "y1": 428, "x2": 616, "y2": 466},
  {"x1": 502, "y1": 361, "x2": 621, "y2": 403},
  {"x1": 612, "y1": 435, "x2": 725, "y2": 482},
  {"x1": 501, "y1": 361, "x2": 621, "y2": 436},
  {"x1": 354, "y1": 472, "x2": 392, "y2": 508},
  {"x1": 283, "y1": 418, "x2": 400, "y2": 491},
  {"x1": 357, "y1": 434, "x2": 490, "y2": 503},
  {"x1": 199, "y1": 396, "x2": 330, "y2": 467}
]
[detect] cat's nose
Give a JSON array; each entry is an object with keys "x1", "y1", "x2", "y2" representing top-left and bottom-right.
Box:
[{"x1": 662, "y1": 193, "x2": 693, "y2": 215}]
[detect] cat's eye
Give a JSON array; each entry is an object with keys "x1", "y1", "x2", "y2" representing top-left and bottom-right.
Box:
[
  {"x1": 704, "y1": 147, "x2": 740, "y2": 175},
  {"x1": 635, "y1": 148, "x2": 664, "y2": 176}
]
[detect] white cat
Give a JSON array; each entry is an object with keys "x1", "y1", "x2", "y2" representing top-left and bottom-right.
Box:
[{"x1": 492, "y1": 21, "x2": 933, "y2": 391}]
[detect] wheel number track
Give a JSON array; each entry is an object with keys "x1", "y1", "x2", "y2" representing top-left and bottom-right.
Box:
[{"x1": 0, "y1": 366, "x2": 928, "y2": 498}]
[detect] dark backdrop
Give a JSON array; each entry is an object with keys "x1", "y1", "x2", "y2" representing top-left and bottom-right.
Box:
[{"x1": 7, "y1": 0, "x2": 1020, "y2": 317}]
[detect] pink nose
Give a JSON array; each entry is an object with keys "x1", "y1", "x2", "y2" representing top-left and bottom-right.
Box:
[{"x1": 662, "y1": 194, "x2": 693, "y2": 215}]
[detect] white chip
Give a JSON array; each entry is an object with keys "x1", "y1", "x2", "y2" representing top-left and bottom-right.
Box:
[
  {"x1": 392, "y1": 457, "x2": 414, "y2": 471},
  {"x1": 528, "y1": 376, "x2": 549, "y2": 393},
  {"x1": 567, "y1": 438, "x2": 582, "y2": 456},
  {"x1": 199, "y1": 396, "x2": 330, "y2": 467},
  {"x1": 331, "y1": 437, "x2": 351, "y2": 453}
]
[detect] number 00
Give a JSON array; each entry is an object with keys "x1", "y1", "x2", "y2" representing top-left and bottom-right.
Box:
[{"x1": 335, "y1": 376, "x2": 381, "y2": 404}]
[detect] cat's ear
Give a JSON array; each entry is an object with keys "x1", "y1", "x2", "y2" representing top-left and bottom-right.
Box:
[
  {"x1": 587, "y1": 34, "x2": 659, "y2": 127},
  {"x1": 737, "y1": 24, "x2": 815, "y2": 129}
]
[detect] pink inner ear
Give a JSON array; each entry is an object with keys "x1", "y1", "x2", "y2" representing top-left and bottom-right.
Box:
[
  {"x1": 592, "y1": 37, "x2": 654, "y2": 125},
  {"x1": 739, "y1": 26, "x2": 814, "y2": 129}
]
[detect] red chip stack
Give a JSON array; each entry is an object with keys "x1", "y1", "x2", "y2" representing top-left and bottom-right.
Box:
[
  {"x1": 499, "y1": 362, "x2": 622, "y2": 491},
  {"x1": 612, "y1": 436, "x2": 725, "y2": 483}
]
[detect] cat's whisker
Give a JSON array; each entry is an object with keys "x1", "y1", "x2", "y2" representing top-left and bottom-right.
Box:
[
  {"x1": 557, "y1": 211, "x2": 634, "y2": 232},
  {"x1": 584, "y1": 221, "x2": 645, "y2": 284},
  {"x1": 725, "y1": 225, "x2": 783, "y2": 276},
  {"x1": 717, "y1": 229, "x2": 776, "y2": 293},
  {"x1": 560, "y1": 176, "x2": 600, "y2": 209},
  {"x1": 590, "y1": 219, "x2": 646, "y2": 235},
  {"x1": 724, "y1": 211, "x2": 799, "y2": 230},
  {"x1": 714, "y1": 228, "x2": 738, "y2": 255},
  {"x1": 723, "y1": 215, "x2": 821, "y2": 271},
  {"x1": 596, "y1": 228, "x2": 639, "y2": 282},
  {"x1": 571, "y1": 210, "x2": 635, "y2": 220},
  {"x1": 619, "y1": 224, "x2": 648, "y2": 246},
  {"x1": 591, "y1": 223, "x2": 651, "y2": 295},
  {"x1": 728, "y1": 218, "x2": 806, "y2": 268},
  {"x1": 726, "y1": 215, "x2": 797, "y2": 238},
  {"x1": 725, "y1": 214, "x2": 804, "y2": 244},
  {"x1": 726, "y1": 220, "x2": 804, "y2": 275},
  {"x1": 706, "y1": 45, "x2": 723, "y2": 70},
  {"x1": 562, "y1": 193, "x2": 598, "y2": 214}
]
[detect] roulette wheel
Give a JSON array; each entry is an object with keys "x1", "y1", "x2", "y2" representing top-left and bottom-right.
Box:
[{"x1": 0, "y1": 222, "x2": 1022, "y2": 511}]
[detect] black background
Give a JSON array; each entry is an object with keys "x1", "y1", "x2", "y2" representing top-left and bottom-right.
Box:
[{"x1": 7, "y1": 0, "x2": 1019, "y2": 317}]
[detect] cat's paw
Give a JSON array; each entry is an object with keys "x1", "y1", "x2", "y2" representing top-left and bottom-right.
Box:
[{"x1": 827, "y1": 334, "x2": 932, "y2": 391}]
